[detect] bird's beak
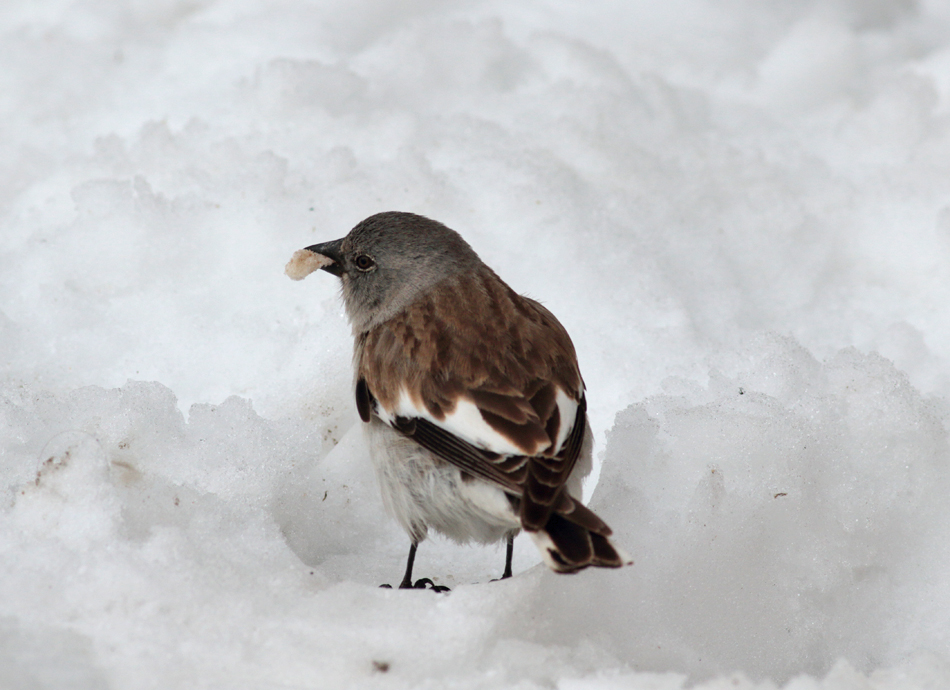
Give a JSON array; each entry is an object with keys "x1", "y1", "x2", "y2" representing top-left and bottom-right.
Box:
[{"x1": 304, "y1": 238, "x2": 345, "y2": 277}]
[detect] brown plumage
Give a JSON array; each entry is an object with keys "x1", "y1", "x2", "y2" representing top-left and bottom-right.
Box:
[
  {"x1": 357, "y1": 264, "x2": 581, "y2": 452},
  {"x1": 354, "y1": 264, "x2": 623, "y2": 572}
]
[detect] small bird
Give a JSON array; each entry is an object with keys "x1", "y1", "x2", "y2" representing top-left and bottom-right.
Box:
[{"x1": 287, "y1": 211, "x2": 628, "y2": 589}]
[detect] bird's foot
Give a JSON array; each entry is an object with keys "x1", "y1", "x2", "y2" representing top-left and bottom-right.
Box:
[
  {"x1": 379, "y1": 578, "x2": 450, "y2": 592},
  {"x1": 409, "y1": 577, "x2": 450, "y2": 592}
]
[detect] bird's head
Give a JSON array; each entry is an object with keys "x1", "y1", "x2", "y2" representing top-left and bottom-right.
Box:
[{"x1": 300, "y1": 211, "x2": 481, "y2": 333}]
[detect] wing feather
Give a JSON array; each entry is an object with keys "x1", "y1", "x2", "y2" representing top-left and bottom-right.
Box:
[
  {"x1": 380, "y1": 392, "x2": 595, "y2": 535},
  {"x1": 356, "y1": 265, "x2": 599, "y2": 535}
]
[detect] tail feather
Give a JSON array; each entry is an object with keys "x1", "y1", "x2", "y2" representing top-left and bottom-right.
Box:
[
  {"x1": 553, "y1": 492, "x2": 613, "y2": 536},
  {"x1": 510, "y1": 488, "x2": 631, "y2": 573},
  {"x1": 544, "y1": 513, "x2": 593, "y2": 568},
  {"x1": 590, "y1": 532, "x2": 627, "y2": 568},
  {"x1": 528, "y1": 509, "x2": 631, "y2": 574}
]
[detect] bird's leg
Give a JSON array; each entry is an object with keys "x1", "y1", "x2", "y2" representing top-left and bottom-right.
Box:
[
  {"x1": 501, "y1": 533, "x2": 514, "y2": 579},
  {"x1": 398, "y1": 542, "x2": 418, "y2": 589},
  {"x1": 380, "y1": 542, "x2": 449, "y2": 592},
  {"x1": 491, "y1": 532, "x2": 515, "y2": 582}
]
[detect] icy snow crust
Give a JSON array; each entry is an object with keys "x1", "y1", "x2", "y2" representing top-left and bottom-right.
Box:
[{"x1": 3, "y1": 0, "x2": 950, "y2": 688}]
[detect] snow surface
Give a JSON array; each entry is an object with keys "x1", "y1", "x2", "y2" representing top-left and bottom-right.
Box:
[{"x1": 3, "y1": 0, "x2": 950, "y2": 688}]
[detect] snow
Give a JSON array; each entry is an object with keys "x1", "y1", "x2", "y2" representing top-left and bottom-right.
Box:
[{"x1": 2, "y1": 0, "x2": 950, "y2": 687}]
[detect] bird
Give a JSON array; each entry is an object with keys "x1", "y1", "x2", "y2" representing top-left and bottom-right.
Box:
[{"x1": 286, "y1": 211, "x2": 629, "y2": 590}]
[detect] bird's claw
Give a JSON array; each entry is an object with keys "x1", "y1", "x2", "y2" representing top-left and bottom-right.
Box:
[
  {"x1": 378, "y1": 578, "x2": 450, "y2": 592},
  {"x1": 411, "y1": 577, "x2": 450, "y2": 592}
]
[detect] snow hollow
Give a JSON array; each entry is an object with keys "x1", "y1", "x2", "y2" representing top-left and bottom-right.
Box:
[{"x1": 2, "y1": 1, "x2": 950, "y2": 688}]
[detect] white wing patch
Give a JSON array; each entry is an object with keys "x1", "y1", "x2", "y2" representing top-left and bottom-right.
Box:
[
  {"x1": 376, "y1": 386, "x2": 580, "y2": 458},
  {"x1": 377, "y1": 388, "x2": 528, "y2": 455},
  {"x1": 552, "y1": 387, "x2": 578, "y2": 456}
]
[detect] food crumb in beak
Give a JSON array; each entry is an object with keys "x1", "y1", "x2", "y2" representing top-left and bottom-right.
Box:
[{"x1": 285, "y1": 248, "x2": 334, "y2": 280}]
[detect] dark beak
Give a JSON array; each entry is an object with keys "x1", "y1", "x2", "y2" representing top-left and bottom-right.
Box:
[{"x1": 305, "y1": 238, "x2": 345, "y2": 277}]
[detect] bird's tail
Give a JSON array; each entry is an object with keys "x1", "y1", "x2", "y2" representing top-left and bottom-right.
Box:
[{"x1": 526, "y1": 496, "x2": 631, "y2": 573}]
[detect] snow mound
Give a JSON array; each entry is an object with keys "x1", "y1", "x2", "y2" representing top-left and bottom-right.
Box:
[
  {"x1": 540, "y1": 335, "x2": 950, "y2": 682},
  {"x1": 3, "y1": 0, "x2": 950, "y2": 687}
]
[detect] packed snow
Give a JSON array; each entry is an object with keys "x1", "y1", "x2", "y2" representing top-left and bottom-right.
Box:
[{"x1": 2, "y1": 0, "x2": 950, "y2": 688}]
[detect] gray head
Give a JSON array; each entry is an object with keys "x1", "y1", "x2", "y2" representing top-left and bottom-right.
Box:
[{"x1": 305, "y1": 212, "x2": 482, "y2": 333}]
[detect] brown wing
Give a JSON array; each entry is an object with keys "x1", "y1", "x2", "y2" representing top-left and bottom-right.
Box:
[
  {"x1": 357, "y1": 265, "x2": 583, "y2": 454},
  {"x1": 357, "y1": 263, "x2": 594, "y2": 533},
  {"x1": 395, "y1": 393, "x2": 607, "y2": 535}
]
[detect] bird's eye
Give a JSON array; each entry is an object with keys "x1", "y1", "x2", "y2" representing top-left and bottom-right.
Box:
[{"x1": 354, "y1": 254, "x2": 376, "y2": 272}]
